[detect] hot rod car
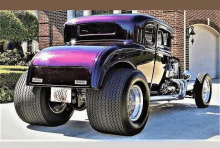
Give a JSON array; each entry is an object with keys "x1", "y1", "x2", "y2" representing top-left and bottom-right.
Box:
[{"x1": 14, "y1": 14, "x2": 212, "y2": 136}]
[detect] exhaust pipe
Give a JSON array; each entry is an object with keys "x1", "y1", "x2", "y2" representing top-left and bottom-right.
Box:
[
  {"x1": 150, "y1": 70, "x2": 192, "y2": 102},
  {"x1": 150, "y1": 79, "x2": 188, "y2": 102}
]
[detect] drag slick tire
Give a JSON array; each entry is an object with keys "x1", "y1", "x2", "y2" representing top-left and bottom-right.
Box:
[
  {"x1": 87, "y1": 68, "x2": 150, "y2": 136},
  {"x1": 194, "y1": 73, "x2": 212, "y2": 108},
  {"x1": 14, "y1": 71, "x2": 74, "y2": 126}
]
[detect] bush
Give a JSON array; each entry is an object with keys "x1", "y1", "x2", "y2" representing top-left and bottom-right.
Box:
[
  {"x1": 0, "y1": 48, "x2": 21, "y2": 65},
  {"x1": 0, "y1": 72, "x2": 23, "y2": 89},
  {"x1": 0, "y1": 72, "x2": 23, "y2": 103}
]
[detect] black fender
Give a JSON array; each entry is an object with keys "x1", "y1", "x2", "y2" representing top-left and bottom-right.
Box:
[{"x1": 91, "y1": 47, "x2": 137, "y2": 89}]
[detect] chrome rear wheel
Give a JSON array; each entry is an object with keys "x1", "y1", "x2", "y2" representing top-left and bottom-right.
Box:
[{"x1": 128, "y1": 85, "x2": 143, "y2": 121}]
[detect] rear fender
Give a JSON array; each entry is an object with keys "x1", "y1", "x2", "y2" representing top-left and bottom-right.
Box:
[{"x1": 91, "y1": 49, "x2": 136, "y2": 89}]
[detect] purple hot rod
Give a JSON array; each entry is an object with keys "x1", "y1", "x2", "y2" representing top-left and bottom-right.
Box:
[{"x1": 14, "y1": 14, "x2": 212, "y2": 136}]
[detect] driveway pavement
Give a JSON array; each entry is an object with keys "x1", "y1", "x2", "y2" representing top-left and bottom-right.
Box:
[{"x1": 1, "y1": 79, "x2": 219, "y2": 141}]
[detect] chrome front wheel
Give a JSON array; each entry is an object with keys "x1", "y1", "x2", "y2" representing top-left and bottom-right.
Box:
[
  {"x1": 194, "y1": 73, "x2": 212, "y2": 108},
  {"x1": 202, "y1": 79, "x2": 211, "y2": 103}
]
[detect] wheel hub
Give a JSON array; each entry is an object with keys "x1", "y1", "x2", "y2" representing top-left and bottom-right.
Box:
[
  {"x1": 128, "y1": 85, "x2": 143, "y2": 121},
  {"x1": 202, "y1": 79, "x2": 210, "y2": 103},
  {"x1": 49, "y1": 102, "x2": 67, "y2": 114}
]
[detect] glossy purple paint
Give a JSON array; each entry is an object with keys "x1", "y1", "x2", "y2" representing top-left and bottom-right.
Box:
[
  {"x1": 65, "y1": 15, "x2": 134, "y2": 25},
  {"x1": 32, "y1": 46, "x2": 106, "y2": 72}
]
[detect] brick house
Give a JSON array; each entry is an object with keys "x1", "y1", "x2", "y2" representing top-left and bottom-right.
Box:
[{"x1": 33, "y1": 10, "x2": 220, "y2": 80}]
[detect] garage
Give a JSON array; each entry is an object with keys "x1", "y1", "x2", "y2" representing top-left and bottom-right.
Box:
[{"x1": 189, "y1": 24, "x2": 220, "y2": 80}]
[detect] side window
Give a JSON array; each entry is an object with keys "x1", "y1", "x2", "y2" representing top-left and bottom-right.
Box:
[
  {"x1": 137, "y1": 28, "x2": 143, "y2": 43},
  {"x1": 163, "y1": 31, "x2": 171, "y2": 48},
  {"x1": 157, "y1": 30, "x2": 163, "y2": 45},
  {"x1": 145, "y1": 24, "x2": 156, "y2": 46},
  {"x1": 157, "y1": 28, "x2": 171, "y2": 49},
  {"x1": 163, "y1": 32, "x2": 168, "y2": 46}
]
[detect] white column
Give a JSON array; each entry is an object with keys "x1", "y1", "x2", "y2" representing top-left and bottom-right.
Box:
[
  {"x1": 21, "y1": 42, "x2": 27, "y2": 56},
  {"x1": 207, "y1": 18, "x2": 210, "y2": 26},
  {"x1": 32, "y1": 40, "x2": 39, "y2": 53},
  {"x1": 113, "y1": 10, "x2": 121, "y2": 14},
  {"x1": 83, "y1": 10, "x2": 92, "y2": 16},
  {"x1": 33, "y1": 10, "x2": 38, "y2": 19},
  {"x1": 217, "y1": 36, "x2": 220, "y2": 78},
  {"x1": 132, "y1": 10, "x2": 139, "y2": 14},
  {"x1": 33, "y1": 10, "x2": 39, "y2": 53},
  {"x1": 67, "y1": 10, "x2": 75, "y2": 20}
]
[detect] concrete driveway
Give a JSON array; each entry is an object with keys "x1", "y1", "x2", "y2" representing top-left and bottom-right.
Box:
[{"x1": 1, "y1": 79, "x2": 219, "y2": 141}]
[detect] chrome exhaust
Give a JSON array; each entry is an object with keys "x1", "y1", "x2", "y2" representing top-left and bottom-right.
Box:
[{"x1": 150, "y1": 79, "x2": 188, "y2": 102}]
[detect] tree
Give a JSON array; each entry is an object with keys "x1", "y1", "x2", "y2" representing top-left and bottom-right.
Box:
[{"x1": 0, "y1": 10, "x2": 38, "y2": 58}]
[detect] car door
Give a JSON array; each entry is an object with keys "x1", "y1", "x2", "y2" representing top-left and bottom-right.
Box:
[
  {"x1": 136, "y1": 21, "x2": 157, "y2": 87},
  {"x1": 151, "y1": 25, "x2": 172, "y2": 90}
]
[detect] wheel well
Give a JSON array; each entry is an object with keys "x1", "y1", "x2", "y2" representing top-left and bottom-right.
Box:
[
  {"x1": 99, "y1": 62, "x2": 136, "y2": 88},
  {"x1": 110, "y1": 62, "x2": 135, "y2": 70}
]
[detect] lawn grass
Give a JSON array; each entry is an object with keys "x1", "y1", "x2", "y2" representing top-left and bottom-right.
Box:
[
  {"x1": 0, "y1": 69, "x2": 24, "y2": 73},
  {"x1": 0, "y1": 65, "x2": 28, "y2": 73}
]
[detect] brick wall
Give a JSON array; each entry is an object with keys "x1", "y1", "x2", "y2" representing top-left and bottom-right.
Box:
[
  {"x1": 38, "y1": 10, "x2": 67, "y2": 49},
  {"x1": 138, "y1": 10, "x2": 185, "y2": 71},
  {"x1": 185, "y1": 10, "x2": 220, "y2": 70}
]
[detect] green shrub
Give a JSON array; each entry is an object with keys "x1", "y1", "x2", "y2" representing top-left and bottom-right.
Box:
[
  {"x1": 0, "y1": 49, "x2": 21, "y2": 65},
  {"x1": 0, "y1": 88, "x2": 13, "y2": 103},
  {"x1": 0, "y1": 72, "x2": 23, "y2": 103},
  {"x1": 0, "y1": 72, "x2": 23, "y2": 89}
]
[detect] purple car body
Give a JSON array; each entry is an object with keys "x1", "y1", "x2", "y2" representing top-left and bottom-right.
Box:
[
  {"x1": 27, "y1": 14, "x2": 172, "y2": 90},
  {"x1": 32, "y1": 46, "x2": 107, "y2": 73}
]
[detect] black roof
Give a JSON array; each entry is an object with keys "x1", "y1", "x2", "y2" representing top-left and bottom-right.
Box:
[{"x1": 65, "y1": 14, "x2": 173, "y2": 33}]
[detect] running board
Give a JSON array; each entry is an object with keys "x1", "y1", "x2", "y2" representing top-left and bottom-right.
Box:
[{"x1": 150, "y1": 94, "x2": 183, "y2": 102}]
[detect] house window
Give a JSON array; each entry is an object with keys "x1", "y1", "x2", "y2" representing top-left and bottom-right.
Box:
[
  {"x1": 74, "y1": 10, "x2": 83, "y2": 17},
  {"x1": 121, "y1": 10, "x2": 132, "y2": 14},
  {"x1": 92, "y1": 10, "x2": 113, "y2": 15},
  {"x1": 27, "y1": 41, "x2": 32, "y2": 53}
]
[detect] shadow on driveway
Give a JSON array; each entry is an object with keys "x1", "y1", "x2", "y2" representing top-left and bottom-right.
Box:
[{"x1": 27, "y1": 103, "x2": 220, "y2": 140}]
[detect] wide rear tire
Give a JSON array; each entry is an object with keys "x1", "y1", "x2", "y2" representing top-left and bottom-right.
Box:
[
  {"x1": 14, "y1": 71, "x2": 74, "y2": 126},
  {"x1": 86, "y1": 68, "x2": 150, "y2": 136}
]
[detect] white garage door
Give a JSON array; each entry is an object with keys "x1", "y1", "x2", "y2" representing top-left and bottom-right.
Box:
[{"x1": 189, "y1": 25, "x2": 219, "y2": 80}]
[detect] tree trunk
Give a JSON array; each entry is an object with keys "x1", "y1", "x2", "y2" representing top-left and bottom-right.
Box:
[{"x1": 14, "y1": 42, "x2": 24, "y2": 58}]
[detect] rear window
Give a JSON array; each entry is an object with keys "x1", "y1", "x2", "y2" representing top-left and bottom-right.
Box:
[{"x1": 78, "y1": 23, "x2": 116, "y2": 36}]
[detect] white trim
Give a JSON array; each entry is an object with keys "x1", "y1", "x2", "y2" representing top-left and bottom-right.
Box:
[
  {"x1": 33, "y1": 10, "x2": 38, "y2": 19},
  {"x1": 193, "y1": 24, "x2": 220, "y2": 37},
  {"x1": 67, "y1": 10, "x2": 75, "y2": 20},
  {"x1": 184, "y1": 10, "x2": 186, "y2": 71},
  {"x1": 216, "y1": 36, "x2": 220, "y2": 78},
  {"x1": 132, "y1": 10, "x2": 139, "y2": 14},
  {"x1": 83, "y1": 10, "x2": 92, "y2": 16},
  {"x1": 113, "y1": 10, "x2": 121, "y2": 14},
  {"x1": 207, "y1": 18, "x2": 210, "y2": 26}
]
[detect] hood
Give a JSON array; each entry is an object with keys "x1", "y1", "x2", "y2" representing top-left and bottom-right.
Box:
[{"x1": 32, "y1": 45, "x2": 107, "y2": 72}]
